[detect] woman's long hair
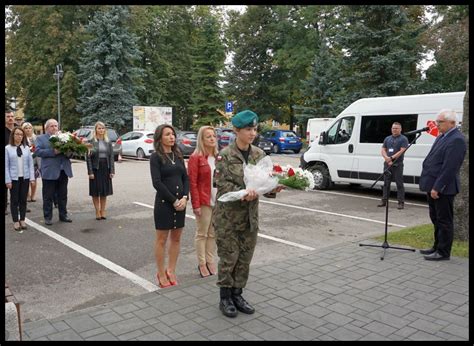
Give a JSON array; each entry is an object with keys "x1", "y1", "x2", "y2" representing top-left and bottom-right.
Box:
[
  {"x1": 93, "y1": 121, "x2": 109, "y2": 142},
  {"x1": 194, "y1": 125, "x2": 218, "y2": 157},
  {"x1": 153, "y1": 124, "x2": 183, "y2": 163}
]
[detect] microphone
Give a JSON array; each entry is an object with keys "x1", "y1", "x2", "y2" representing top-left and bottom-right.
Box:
[{"x1": 403, "y1": 127, "x2": 429, "y2": 136}]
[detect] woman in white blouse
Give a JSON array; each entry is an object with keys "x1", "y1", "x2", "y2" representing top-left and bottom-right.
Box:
[{"x1": 5, "y1": 127, "x2": 35, "y2": 232}]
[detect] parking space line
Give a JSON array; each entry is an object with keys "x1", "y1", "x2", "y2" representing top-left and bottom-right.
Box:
[
  {"x1": 133, "y1": 202, "x2": 315, "y2": 251},
  {"x1": 260, "y1": 200, "x2": 406, "y2": 228},
  {"x1": 25, "y1": 219, "x2": 159, "y2": 292},
  {"x1": 308, "y1": 189, "x2": 428, "y2": 208}
]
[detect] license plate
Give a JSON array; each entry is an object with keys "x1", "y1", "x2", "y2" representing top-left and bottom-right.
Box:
[
  {"x1": 264, "y1": 147, "x2": 271, "y2": 150},
  {"x1": 289, "y1": 140, "x2": 296, "y2": 143}
]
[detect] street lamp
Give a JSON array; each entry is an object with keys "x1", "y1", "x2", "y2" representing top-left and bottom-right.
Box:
[{"x1": 53, "y1": 64, "x2": 64, "y2": 129}]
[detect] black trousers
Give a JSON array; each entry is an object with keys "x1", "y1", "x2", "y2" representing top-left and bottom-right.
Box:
[
  {"x1": 427, "y1": 193, "x2": 455, "y2": 257},
  {"x1": 382, "y1": 162, "x2": 405, "y2": 202},
  {"x1": 10, "y1": 177, "x2": 30, "y2": 222},
  {"x1": 42, "y1": 170, "x2": 69, "y2": 220}
]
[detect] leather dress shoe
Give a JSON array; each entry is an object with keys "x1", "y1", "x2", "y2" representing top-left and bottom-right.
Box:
[
  {"x1": 45, "y1": 219, "x2": 53, "y2": 226},
  {"x1": 419, "y1": 247, "x2": 436, "y2": 255},
  {"x1": 397, "y1": 202, "x2": 404, "y2": 210},
  {"x1": 424, "y1": 251, "x2": 450, "y2": 261},
  {"x1": 60, "y1": 217, "x2": 73, "y2": 223},
  {"x1": 377, "y1": 200, "x2": 387, "y2": 207},
  {"x1": 231, "y1": 288, "x2": 255, "y2": 314}
]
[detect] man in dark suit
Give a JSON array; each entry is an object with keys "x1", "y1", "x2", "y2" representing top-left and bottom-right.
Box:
[
  {"x1": 419, "y1": 109, "x2": 466, "y2": 261},
  {"x1": 35, "y1": 119, "x2": 74, "y2": 225}
]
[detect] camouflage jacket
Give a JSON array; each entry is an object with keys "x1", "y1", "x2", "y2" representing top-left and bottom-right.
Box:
[{"x1": 213, "y1": 142, "x2": 266, "y2": 233}]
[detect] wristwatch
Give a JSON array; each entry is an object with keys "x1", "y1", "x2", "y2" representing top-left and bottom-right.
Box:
[{"x1": 182, "y1": 195, "x2": 188, "y2": 200}]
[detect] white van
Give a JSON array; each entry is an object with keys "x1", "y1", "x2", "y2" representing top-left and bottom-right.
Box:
[
  {"x1": 300, "y1": 92, "x2": 465, "y2": 192},
  {"x1": 306, "y1": 118, "x2": 333, "y2": 144}
]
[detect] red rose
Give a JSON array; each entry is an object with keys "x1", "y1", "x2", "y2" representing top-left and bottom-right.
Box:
[
  {"x1": 273, "y1": 164, "x2": 283, "y2": 173},
  {"x1": 288, "y1": 168, "x2": 295, "y2": 177}
]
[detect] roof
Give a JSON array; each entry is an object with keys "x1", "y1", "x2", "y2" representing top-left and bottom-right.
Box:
[{"x1": 340, "y1": 92, "x2": 465, "y2": 116}]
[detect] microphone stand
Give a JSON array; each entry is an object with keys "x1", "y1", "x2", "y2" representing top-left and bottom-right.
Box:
[{"x1": 359, "y1": 132, "x2": 423, "y2": 260}]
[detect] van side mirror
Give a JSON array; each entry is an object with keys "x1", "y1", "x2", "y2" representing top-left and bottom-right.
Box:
[{"x1": 319, "y1": 131, "x2": 327, "y2": 145}]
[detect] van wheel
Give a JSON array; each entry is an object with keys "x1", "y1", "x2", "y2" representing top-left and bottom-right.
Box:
[
  {"x1": 293, "y1": 149, "x2": 301, "y2": 154},
  {"x1": 272, "y1": 144, "x2": 280, "y2": 154},
  {"x1": 309, "y1": 163, "x2": 332, "y2": 190}
]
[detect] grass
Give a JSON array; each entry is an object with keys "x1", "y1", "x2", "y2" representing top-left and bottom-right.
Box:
[{"x1": 374, "y1": 224, "x2": 469, "y2": 258}]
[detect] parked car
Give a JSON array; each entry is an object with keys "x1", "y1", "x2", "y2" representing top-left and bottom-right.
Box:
[
  {"x1": 176, "y1": 130, "x2": 197, "y2": 157},
  {"x1": 262, "y1": 129, "x2": 303, "y2": 154},
  {"x1": 215, "y1": 128, "x2": 235, "y2": 150},
  {"x1": 72, "y1": 126, "x2": 122, "y2": 161},
  {"x1": 118, "y1": 130, "x2": 154, "y2": 159},
  {"x1": 253, "y1": 135, "x2": 273, "y2": 155}
]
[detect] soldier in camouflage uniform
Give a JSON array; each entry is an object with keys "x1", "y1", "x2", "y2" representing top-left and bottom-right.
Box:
[{"x1": 213, "y1": 110, "x2": 283, "y2": 317}]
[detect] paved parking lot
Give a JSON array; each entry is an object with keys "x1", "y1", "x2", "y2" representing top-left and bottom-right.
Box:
[{"x1": 7, "y1": 154, "x2": 467, "y2": 341}]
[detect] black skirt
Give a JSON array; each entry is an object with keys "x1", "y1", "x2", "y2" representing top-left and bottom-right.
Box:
[
  {"x1": 89, "y1": 158, "x2": 113, "y2": 197},
  {"x1": 154, "y1": 195, "x2": 186, "y2": 230}
]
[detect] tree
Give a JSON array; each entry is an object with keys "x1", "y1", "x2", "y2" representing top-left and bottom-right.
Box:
[
  {"x1": 224, "y1": 6, "x2": 281, "y2": 122},
  {"x1": 453, "y1": 75, "x2": 469, "y2": 241},
  {"x1": 76, "y1": 5, "x2": 144, "y2": 132},
  {"x1": 5, "y1": 5, "x2": 102, "y2": 129},
  {"x1": 189, "y1": 6, "x2": 226, "y2": 129},
  {"x1": 335, "y1": 5, "x2": 425, "y2": 105},
  {"x1": 421, "y1": 5, "x2": 469, "y2": 93}
]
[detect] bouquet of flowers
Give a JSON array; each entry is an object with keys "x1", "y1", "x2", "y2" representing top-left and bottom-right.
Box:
[
  {"x1": 272, "y1": 164, "x2": 315, "y2": 191},
  {"x1": 218, "y1": 156, "x2": 279, "y2": 202},
  {"x1": 49, "y1": 132, "x2": 89, "y2": 157}
]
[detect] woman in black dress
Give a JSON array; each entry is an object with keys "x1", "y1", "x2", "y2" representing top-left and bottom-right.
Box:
[
  {"x1": 86, "y1": 122, "x2": 115, "y2": 220},
  {"x1": 150, "y1": 124, "x2": 189, "y2": 288}
]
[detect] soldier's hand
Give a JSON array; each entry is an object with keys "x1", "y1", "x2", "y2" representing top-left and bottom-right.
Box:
[
  {"x1": 193, "y1": 208, "x2": 202, "y2": 217},
  {"x1": 242, "y1": 189, "x2": 258, "y2": 201}
]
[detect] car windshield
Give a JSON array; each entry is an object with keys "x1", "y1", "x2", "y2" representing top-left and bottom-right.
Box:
[
  {"x1": 283, "y1": 132, "x2": 297, "y2": 138},
  {"x1": 184, "y1": 133, "x2": 197, "y2": 139}
]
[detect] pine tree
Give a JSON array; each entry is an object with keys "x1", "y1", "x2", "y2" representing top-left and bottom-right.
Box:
[
  {"x1": 76, "y1": 5, "x2": 144, "y2": 131},
  {"x1": 336, "y1": 5, "x2": 424, "y2": 104},
  {"x1": 190, "y1": 9, "x2": 226, "y2": 128}
]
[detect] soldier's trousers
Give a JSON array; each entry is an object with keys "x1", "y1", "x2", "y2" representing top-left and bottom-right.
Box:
[{"x1": 215, "y1": 226, "x2": 258, "y2": 288}]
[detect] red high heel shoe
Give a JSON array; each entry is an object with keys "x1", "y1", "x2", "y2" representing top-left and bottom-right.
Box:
[
  {"x1": 165, "y1": 269, "x2": 178, "y2": 286},
  {"x1": 156, "y1": 273, "x2": 172, "y2": 288}
]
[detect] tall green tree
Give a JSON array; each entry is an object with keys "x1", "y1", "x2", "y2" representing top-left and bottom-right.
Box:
[
  {"x1": 131, "y1": 5, "x2": 197, "y2": 130},
  {"x1": 76, "y1": 5, "x2": 144, "y2": 132},
  {"x1": 5, "y1": 5, "x2": 101, "y2": 129},
  {"x1": 189, "y1": 6, "x2": 226, "y2": 128},
  {"x1": 296, "y1": 43, "x2": 345, "y2": 129},
  {"x1": 335, "y1": 5, "x2": 425, "y2": 105},
  {"x1": 421, "y1": 5, "x2": 469, "y2": 92},
  {"x1": 224, "y1": 6, "x2": 281, "y2": 122}
]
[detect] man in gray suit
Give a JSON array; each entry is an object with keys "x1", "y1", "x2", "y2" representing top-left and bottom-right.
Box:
[
  {"x1": 419, "y1": 109, "x2": 466, "y2": 261},
  {"x1": 35, "y1": 119, "x2": 74, "y2": 225}
]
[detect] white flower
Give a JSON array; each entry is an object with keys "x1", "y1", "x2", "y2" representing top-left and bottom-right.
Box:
[{"x1": 57, "y1": 132, "x2": 71, "y2": 143}]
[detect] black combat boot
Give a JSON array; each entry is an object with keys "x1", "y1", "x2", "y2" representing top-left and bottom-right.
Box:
[
  {"x1": 231, "y1": 288, "x2": 255, "y2": 314},
  {"x1": 219, "y1": 288, "x2": 238, "y2": 317}
]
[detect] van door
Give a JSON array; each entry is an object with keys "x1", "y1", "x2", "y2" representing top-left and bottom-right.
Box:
[{"x1": 322, "y1": 116, "x2": 356, "y2": 180}]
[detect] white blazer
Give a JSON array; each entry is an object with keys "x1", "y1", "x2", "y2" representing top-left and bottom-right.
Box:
[{"x1": 5, "y1": 144, "x2": 35, "y2": 184}]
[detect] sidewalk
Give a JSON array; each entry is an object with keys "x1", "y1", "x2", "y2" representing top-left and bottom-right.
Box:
[{"x1": 20, "y1": 240, "x2": 469, "y2": 341}]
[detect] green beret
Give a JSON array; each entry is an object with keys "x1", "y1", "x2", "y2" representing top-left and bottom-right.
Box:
[{"x1": 231, "y1": 110, "x2": 259, "y2": 128}]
